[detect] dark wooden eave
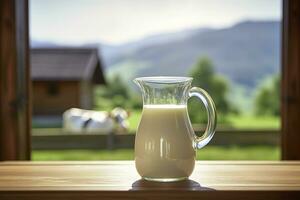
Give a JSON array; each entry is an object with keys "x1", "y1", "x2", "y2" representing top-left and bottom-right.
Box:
[{"x1": 31, "y1": 48, "x2": 106, "y2": 84}]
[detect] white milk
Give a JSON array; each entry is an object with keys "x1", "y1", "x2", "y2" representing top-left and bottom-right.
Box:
[{"x1": 135, "y1": 105, "x2": 196, "y2": 181}]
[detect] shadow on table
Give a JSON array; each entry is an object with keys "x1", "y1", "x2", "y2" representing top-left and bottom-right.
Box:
[{"x1": 131, "y1": 179, "x2": 214, "y2": 191}]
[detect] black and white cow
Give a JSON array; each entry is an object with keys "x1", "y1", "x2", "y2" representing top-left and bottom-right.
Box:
[{"x1": 63, "y1": 107, "x2": 129, "y2": 134}]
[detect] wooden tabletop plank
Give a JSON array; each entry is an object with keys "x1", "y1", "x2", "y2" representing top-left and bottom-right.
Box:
[
  {"x1": 0, "y1": 161, "x2": 299, "y2": 192},
  {"x1": 1, "y1": 161, "x2": 300, "y2": 200}
]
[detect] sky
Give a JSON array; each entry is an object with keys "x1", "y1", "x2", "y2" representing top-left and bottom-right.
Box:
[{"x1": 30, "y1": 0, "x2": 281, "y2": 45}]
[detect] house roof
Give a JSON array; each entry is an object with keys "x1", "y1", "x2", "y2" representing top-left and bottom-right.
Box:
[{"x1": 31, "y1": 48, "x2": 106, "y2": 84}]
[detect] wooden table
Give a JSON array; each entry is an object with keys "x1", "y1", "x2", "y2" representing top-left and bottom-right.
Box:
[{"x1": 0, "y1": 161, "x2": 299, "y2": 199}]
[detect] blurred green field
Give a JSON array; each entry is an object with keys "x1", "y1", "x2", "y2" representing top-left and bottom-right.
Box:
[
  {"x1": 32, "y1": 146, "x2": 279, "y2": 161},
  {"x1": 128, "y1": 110, "x2": 280, "y2": 132},
  {"x1": 226, "y1": 114, "x2": 280, "y2": 129},
  {"x1": 32, "y1": 110, "x2": 280, "y2": 161},
  {"x1": 31, "y1": 109, "x2": 280, "y2": 131}
]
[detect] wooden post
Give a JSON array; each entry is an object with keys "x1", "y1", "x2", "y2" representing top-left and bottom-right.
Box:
[
  {"x1": 281, "y1": 0, "x2": 300, "y2": 160},
  {"x1": 0, "y1": 0, "x2": 30, "y2": 160}
]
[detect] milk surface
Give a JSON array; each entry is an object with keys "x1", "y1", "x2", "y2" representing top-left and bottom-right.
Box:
[{"x1": 135, "y1": 105, "x2": 196, "y2": 180}]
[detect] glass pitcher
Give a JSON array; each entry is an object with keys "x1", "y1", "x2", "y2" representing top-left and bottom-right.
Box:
[{"x1": 134, "y1": 76, "x2": 217, "y2": 182}]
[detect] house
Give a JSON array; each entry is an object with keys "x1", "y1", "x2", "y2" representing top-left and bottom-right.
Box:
[{"x1": 31, "y1": 48, "x2": 106, "y2": 115}]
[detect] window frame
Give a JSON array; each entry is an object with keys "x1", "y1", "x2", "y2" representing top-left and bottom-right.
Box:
[
  {"x1": 0, "y1": 0, "x2": 299, "y2": 160},
  {"x1": 281, "y1": 0, "x2": 300, "y2": 160},
  {"x1": 0, "y1": 0, "x2": 30, "y2": 160}
]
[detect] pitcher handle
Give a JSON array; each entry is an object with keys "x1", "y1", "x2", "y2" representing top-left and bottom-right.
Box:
[{"x1": 188, "y1": 87, "x2": 217, "y2": 149}]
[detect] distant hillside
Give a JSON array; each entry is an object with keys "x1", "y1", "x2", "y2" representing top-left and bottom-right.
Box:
[
  {"x1": 106, "y1": 20, "x2": 280, "y2": 88},
  {"x1": 31, "y1": 20, "x2": 280, "y2": 89},
  {"x1": 31, "y1": 40, "x2": 59, "y2": 48}
]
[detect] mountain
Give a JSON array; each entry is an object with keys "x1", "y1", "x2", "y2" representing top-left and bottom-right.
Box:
[
  {"x1": 31, "y1": 27, "x2": 213, "y2": 71},
  {"x1": 31, "y1": 40, "x2": 59, "y2": 48},
  {"x1": 106, "y1": 20, "x2": 280, "y2": 88},
  {"x1": 98, "y1": 27, "x2": 212, "y2": 63},
  {"x1": 31, "y1": 20, "x2": 280, "y2": 89}
]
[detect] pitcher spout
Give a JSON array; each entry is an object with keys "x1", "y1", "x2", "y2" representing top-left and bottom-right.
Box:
[{"x1": 133, "y1": 76, "x2": 193, "y2": 105}]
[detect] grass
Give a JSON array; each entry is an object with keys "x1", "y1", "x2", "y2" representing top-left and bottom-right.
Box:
[
  {"x1": 227, "y1": 114, "x2": 280, "y2": 129},
  {"x1": 31, "y1": 110, "x2": 280, "y2": 161},
  {"x1": 127, "y1": 110, "x2": 280, "y2": 132},
  {"x1": 128, "y1": 110, "x2": 142, "y2": 132},
  {"x1": 32, "y1": 146, "x2": 280, "y2": 161},
  {"x1": 31, "y1": 109, "x2": 280, "y2": 131}
]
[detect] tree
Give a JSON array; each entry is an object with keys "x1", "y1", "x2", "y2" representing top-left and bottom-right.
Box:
[
  {"x1": 188, "y1": 57, "x2": 232, "y2": 123},
  {"x1": 94, "y1": 74, "x2": 130, "y2": 110},
  {"x1": 106, "y1": 75, "x2": 129, "y2": 99},
  {"x1": 94, "y1": 74, "x2": 143, "y2": 110},
  {"x1": 254, "y1": 75, "x2": 280, "y2": 116}
]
